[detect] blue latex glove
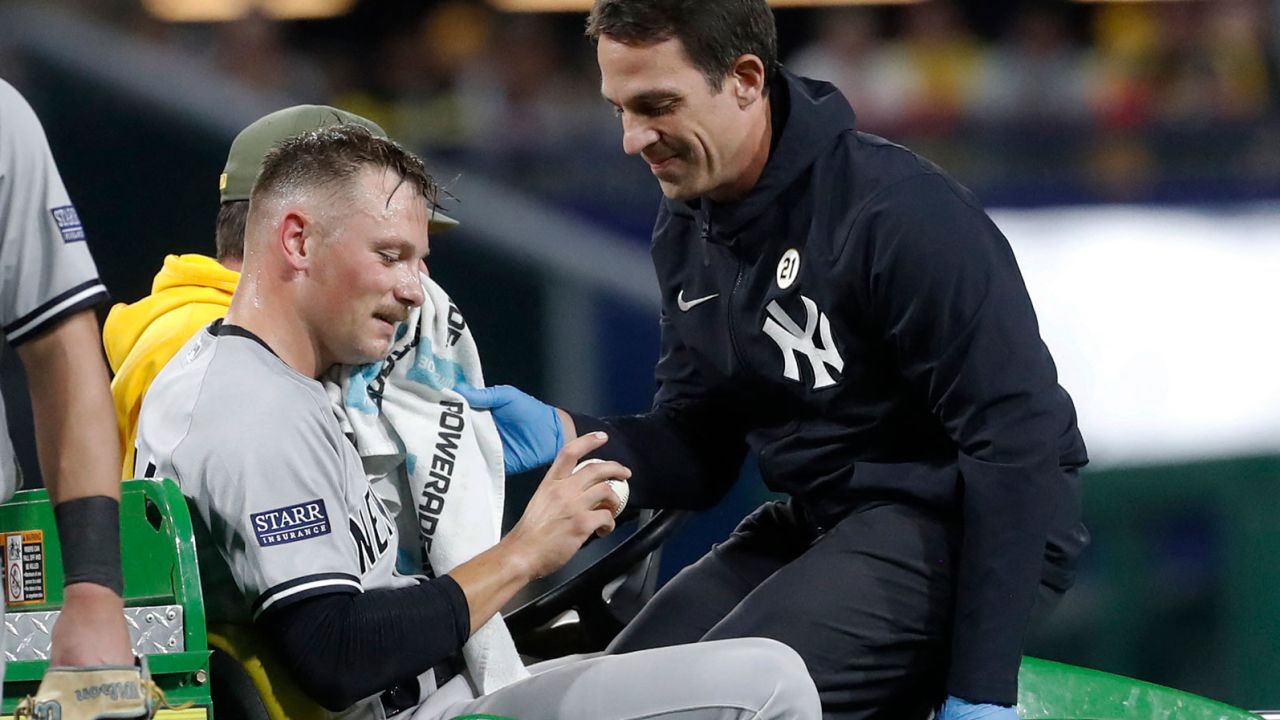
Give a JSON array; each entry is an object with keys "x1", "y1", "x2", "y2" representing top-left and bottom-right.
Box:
[
  {"x1": 937, "y1": 697, "x2": 1018, "y2": 720},
  {"x1": 455, "y1": 384, "x2": 564, "y2": 475}
]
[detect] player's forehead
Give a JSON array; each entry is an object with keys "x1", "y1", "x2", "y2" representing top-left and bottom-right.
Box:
[
  {"x1": 327, "y1": 167, "x2": 430, "y2": 256},
  {"x1": 348, "y1": 165, "x2": 423, "y2": 209},
  {"x1": 347, "y1": 167, "x2": 429, "y2": 224}
]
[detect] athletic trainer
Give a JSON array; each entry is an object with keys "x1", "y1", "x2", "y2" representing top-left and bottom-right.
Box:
[{"x1": 459, "y1": 2, "x2": 1089, "y2": 718}]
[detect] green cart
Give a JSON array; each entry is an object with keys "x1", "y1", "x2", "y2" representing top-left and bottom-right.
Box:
[{"x1": 0, "y1": 480, "x2": 1269, "y2": 720}]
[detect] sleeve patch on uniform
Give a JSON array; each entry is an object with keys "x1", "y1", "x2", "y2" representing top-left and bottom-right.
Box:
[
  {"x1": 49, "y1": 205, "x2": 85, "y2": 242},
  {"x1": 251, "y1": 499, "x2": 332, "y2": 547}
]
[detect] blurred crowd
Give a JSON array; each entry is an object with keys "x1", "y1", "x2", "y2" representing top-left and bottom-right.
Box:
[
  {"x1": 111, "y1": 1, "x2": 1279, "y2": 139},
  {"x1": 78, "y1": 0, "x2": 1280, "y2": 208},
  {"x1": 791, "y1": 2, "x2": 1276, "y2": 133}
]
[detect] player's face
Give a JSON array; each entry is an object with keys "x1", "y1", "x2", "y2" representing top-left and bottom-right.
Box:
[
  {"x1": 308, "y1": 168, "x2": 429, "y2": 367},
  {"x1": 599, "y1": 35, "x2": 755, "y2": 202}
]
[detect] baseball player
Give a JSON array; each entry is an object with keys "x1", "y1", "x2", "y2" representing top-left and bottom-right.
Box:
[
  {"x1": 104, "y1": 105, "x2": 457, "y2": 480},
  {"x1": 459, "y1": 1, "x2": 1090, "y2": 719},
  {"x1": 134, "y1": 123, "x2": 820, "y2": 720},
  {"x1": 0, "y1": 80, "x2": 132, "y2": 677}
]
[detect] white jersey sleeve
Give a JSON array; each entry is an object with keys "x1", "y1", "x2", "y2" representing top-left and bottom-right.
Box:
[
  {"x1": 0, "y1": 80, "x2": 109, "y2": 500},
  {"x1": 137, "y1": 327, "x2": 403, "y2": 620},
  {"x1": 0, "y1": 79, "x2": 107, "y2": 346}
]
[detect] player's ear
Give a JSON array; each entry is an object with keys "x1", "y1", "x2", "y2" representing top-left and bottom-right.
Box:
[
  {"x1": 278, "y1": 210, "x2": 313, "y2": 272},
  {"x1": 730, "y1": 54, "x2": 766, "y2": 109}
]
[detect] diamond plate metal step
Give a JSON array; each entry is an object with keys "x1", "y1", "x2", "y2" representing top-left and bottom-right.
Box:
[{"x1": 4, "y1": 605, "x2": 184, "y2": 661}]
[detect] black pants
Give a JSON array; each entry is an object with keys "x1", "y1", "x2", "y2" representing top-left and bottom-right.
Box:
[{"x1": 608, "y1": 500, "x2": 1061, "y2": 720}]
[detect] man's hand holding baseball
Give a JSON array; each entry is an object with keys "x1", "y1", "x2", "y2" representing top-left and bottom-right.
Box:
[
  {"x1": 505, "y1": 432, "x2": 629, "y2": 579},
  {"x1": 447, "y1": 431, "x2": 629, "y2": 633}
]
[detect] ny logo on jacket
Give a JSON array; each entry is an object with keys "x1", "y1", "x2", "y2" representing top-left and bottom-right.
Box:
[{"x1": 762, "y1": 296, "x2": 844, "y2": 389}]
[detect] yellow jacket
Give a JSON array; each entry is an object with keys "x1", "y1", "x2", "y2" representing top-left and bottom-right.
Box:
[{"x1": 103, "y1": 254, "x2": 239, "y2": 478}]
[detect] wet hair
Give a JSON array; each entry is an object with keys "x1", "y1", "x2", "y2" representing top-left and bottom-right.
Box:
[
  {"x1": 586, "y1": 0, "x2": 778, "y2": 93},
  {"x1": 251, "y1": 123, "x2": 438, "y2": 221}
]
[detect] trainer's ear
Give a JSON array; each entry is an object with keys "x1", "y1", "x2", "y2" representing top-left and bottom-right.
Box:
[
  {"x1": 730, "y1": 54, "x2": 766, "y2": 108},
  {"x1": 278, "y1": 210, "x2": 314, "y2": 272}
]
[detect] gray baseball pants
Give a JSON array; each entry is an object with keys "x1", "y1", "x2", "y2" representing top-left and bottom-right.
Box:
[{"x1": 410, "y1": 637, "x2": 821, "y2": 720}]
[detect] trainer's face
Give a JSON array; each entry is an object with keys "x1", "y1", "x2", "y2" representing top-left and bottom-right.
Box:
[
  {"x1": 599, "y1": 35, "x2": 759, "y2": 202},
  {"x1": 308, "y1": 167, "x2": 429, "y2": 367}
]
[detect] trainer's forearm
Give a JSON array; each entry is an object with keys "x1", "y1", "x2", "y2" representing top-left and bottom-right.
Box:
[
  {"x1": 17, "y1": 310, "x2": 121, "y2": 504},
  {"x1": 568, "y1": 408, "x2": 744, "y2": 510},
  {"x1": 447, "y1": 537, "x2": 537, "y2": 635}
]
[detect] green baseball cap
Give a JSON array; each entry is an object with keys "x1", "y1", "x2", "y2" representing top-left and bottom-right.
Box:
[{"x1": 219, "y1": 104, "x2": 458, "y2": 233}]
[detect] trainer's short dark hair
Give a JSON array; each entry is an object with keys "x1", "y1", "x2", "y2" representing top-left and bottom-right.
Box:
[
  {"x1": 251, "y1": 123, "x2": 438, "y2": 222},
  {"x1": 214, "y1": 200, "x2": 248, "y2": 262},
  {"x1": 586, "y1": 0, "x2": 778, "y2": 93}
]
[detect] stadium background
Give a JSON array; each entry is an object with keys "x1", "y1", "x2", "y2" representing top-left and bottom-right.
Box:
[{"x1": 2, "y1": 0, "x2": 1280, "y2": 709}]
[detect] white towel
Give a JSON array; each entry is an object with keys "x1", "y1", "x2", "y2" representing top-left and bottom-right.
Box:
[{"x1": 326, "y1": 274, "x2": 530, "y2": 695}]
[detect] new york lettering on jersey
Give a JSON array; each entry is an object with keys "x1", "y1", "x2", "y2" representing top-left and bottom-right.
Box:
[{"x1": 349, "y1": 488, "x2": 396, "y2": 573}]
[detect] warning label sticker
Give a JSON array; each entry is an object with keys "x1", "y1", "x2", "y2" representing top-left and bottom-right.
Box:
[{"x1": 5, "y1": 531, "x2": 46, "y2": 606}]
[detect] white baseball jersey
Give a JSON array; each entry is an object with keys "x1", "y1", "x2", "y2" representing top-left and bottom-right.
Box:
[
  {"x1": 134, "y1": 321, "x2": 417, "y2": 627},
  {"x1": 0, "y1": 79, "x2": 108, "y2": 500}
]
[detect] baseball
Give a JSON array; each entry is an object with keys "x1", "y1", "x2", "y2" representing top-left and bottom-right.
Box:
[{"x1": 573, "y1": 458, "x2": 630, "y2": 518}]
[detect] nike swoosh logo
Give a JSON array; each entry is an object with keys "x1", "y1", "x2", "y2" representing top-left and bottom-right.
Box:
[{"x1": 677, "y1": 290, "x2": 720, "y2": 312}]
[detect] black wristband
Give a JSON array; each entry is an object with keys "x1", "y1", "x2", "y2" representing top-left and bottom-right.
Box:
[{"x1": 54, "y1": 496, "x2": 124, "y2": 596}]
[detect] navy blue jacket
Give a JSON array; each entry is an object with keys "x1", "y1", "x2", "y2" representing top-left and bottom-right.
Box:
[{"x1": 573, "y1": 69, "x2": 1088, "y2": 705}]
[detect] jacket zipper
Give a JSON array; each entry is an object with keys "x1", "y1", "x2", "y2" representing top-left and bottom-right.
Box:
[
  {"x1": 726, "y1": 255, "x2": 747, "y2": 369},
  {"x1": 703, "y1": 215, "x2": 749, "y2": 373}
]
